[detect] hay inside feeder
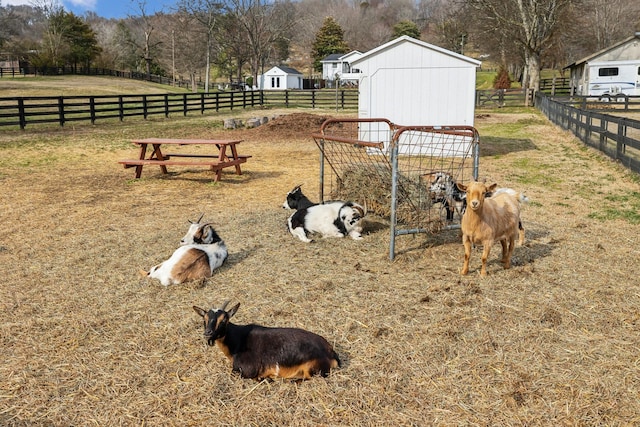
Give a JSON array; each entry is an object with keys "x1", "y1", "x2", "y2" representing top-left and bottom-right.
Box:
[{"x1": 329, "y1": 164, "x2": 440, "y2": 229}]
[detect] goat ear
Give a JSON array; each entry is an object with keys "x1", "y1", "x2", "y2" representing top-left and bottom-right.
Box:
[
  {"x1": 487, "y1": 183, "x2": 498, "y2": 192},
  {"x1": 227, "y1": 303, "x2": 240, "y2": 318},
  {"x1": 193, "y1": 306, "x2": 207, "y2": 318},
  {"x1": 201, "y1": 225, "x2": 213, "y2": 241},
  {"x1": 456, "y1": 182, "x2": 467, "y2": 192}
]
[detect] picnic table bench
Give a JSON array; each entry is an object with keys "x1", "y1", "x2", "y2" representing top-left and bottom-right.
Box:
[{"x1": 119, "y1": 138, "x2": 251, "y2": 181}]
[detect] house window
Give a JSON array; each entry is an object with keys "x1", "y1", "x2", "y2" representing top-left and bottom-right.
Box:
[
  {"x1": 270, "y1": 77, "x2": 281, "y2": 88},
  {"x1": 598, "y1": 67, "x2": 618, "y2": 77},
  {"x1": 637, "y1": 66, "x2": 640, "y2": 76}
]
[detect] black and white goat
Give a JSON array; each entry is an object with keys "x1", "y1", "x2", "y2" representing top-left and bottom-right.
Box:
[
  {"x1": 423, "y1": 171, "x2": 467, "y2": 221},
  {"x1": 287, "y1": 201, "x2": 366, "y2": 243},
  {"x1": 144, "y1": 218, "x2": 227, "y2": 286},
  {"x1": 193, "y1": 301, "x2": 341, "y2": 380},
  {"x1": 282, "y1": 184, "x2": 316, "y2": 210}
]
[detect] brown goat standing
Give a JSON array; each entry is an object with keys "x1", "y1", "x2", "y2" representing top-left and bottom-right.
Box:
[{"x1": 457, "y1": 181, "x2": 521, "y2": 276}]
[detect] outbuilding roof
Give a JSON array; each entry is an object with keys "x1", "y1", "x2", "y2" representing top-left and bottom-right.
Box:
[
  {"x1": 269, "y1": 65, "x2": 303, "y2": 75},
  {"x1": 565, "y1": 32, "x2": 640, "y2": 69},
  {"x1": 350, "y1": 35, "x2": 481, "y2": 67}
]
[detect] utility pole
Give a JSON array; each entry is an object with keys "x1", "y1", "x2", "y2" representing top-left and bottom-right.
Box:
[{"x1": 172, "y1": 30, "x2": 176, "y2": 86}]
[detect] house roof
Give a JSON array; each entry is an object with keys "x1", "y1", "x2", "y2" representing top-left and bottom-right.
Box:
[
  {"x1": 350, "y1": 35, "x2": 481, "y2": 67},
  {"x1": 320, "y1": 51, "x2": 362, "y2": 63},
  {"x1": 565, "y1": 32, "x2": 640, "y2": 69},
  {"x1": 321, "y1": 53, "x2": 344, "y2": 62},
  {"x1": 271, "y1": 65, "x2": 302, "y2": 75}
]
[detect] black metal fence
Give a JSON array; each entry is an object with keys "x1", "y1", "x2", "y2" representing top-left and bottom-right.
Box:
[
  {"x1": 536, "y1": 92, "x2": 640, "y2": 174},
  {"x1": 0, "y1": 89, "x2": 359, "y2": 129}
]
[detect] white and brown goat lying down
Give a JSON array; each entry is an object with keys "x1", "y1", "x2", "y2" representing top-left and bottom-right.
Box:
[
  {"x1": 143, "y1": 219, "x2": 227, "y2": 286},
  {"x1": 193, "y1": 301, "x2": 341, "y2": 381},
  {"x1": 457, "y1": 181, "x2": 526, "y2": 276}
]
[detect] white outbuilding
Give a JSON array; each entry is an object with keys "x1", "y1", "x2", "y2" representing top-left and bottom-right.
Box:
[
  {"x1": 350, "y1": 35, "x2": 481, "y2": 127},
  {"x1": 258, "y1": 65, "x2": 303, "y2": 90}
]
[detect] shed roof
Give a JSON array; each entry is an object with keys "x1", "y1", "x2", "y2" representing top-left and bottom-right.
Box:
[
  {"x1": 273, "y1": 65, "x2": 302, "y2": 75},
  {"x1": 565, "y1": 32, "x2": 640, "y2": 69},
  {"x1": 350, "y1": 35, "x2": 481, "y2": 67}
]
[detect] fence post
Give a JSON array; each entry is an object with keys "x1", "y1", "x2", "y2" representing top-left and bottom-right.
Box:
[
  {"x1": 164, "y1": 94, "x2": 169, "y2": 117},
  {"x1": 617, "y1": 117, "x2": 626, "y2": 159},
  {"x1": 142, "y1": 95, "x2": 148, "y2": 119},
  {"x1": 90, "y1": 97, "x2": 96, "y2": 124},
  {"x1": 118, "y1": 96, "x2": 124, "y2": 121},
  {"x1": 18, "y1": 98, "x2": 26, "y2": 130},
  {"x1": 183, "y1": 94, "x2": 188, "y2": 116},
  {"x1": 599, "y1": 116, "x2": 607, "y2": 152},
  {"x1": 57, "y1": 97, "x2": 65, "y2": 127}
]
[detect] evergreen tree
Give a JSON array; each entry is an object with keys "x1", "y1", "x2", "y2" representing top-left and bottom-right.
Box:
[
  {"x1": 311, "y1": 16, "x2": 349, "y2": 74},
  {"x1": 493, "y1": 67, "x2": 512, "y2": 90},
  {"x1": 391, "y1": 20, "x2": 420, "y2": 40}
]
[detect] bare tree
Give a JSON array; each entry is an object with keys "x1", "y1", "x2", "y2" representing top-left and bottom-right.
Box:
[
  {"x1": 128, "y1": 0, "x2": 162, "y2": 77},
  {"x1": 176, "y1": 0, "x2": 223, "y2": 92},
  {"x1": 224, "y1": 0, "x2": 296, "y2": 86},
  {"x1": 465, "y1": 0, "x2": 574, "y2": 91}
]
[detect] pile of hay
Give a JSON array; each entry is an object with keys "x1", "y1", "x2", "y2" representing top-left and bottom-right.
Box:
[{"x1": 329, "y1": 164, "x2": 439, "y2": 228}]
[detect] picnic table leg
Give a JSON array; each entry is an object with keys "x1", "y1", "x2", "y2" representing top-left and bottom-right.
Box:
[
  {"x1": 213, "y1": 145, "x2": 228, "y2": 179},
  {"x1": 151, "y1": 144, "x2": 169, "y2": 175},
  {"x1": 229, "y1": 143, "x2": 243, "y2": 175},
  {"x1": 135, "y1": 143, "x2": 148, "y2": 178}
]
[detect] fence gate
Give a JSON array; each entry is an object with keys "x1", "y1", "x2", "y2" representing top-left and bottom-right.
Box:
[{"x1": 312, "y1": 118, "x2": 479, "y2": 260}]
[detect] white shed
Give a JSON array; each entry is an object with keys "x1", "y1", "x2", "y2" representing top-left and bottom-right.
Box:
[
  {"x1": 258, "y1": 66, "x2": 303, "y2": 90},
  {"x1": 351, "y1": 36, "x2": 481, "y2": 127}
]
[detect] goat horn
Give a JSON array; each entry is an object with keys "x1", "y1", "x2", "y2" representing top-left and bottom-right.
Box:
[
  {"x1": 189, "y1": 213, "x2": 205, "y2": 224},
  {"x1": 219, "y1": 300, "x2": 231, "y2": 311}
]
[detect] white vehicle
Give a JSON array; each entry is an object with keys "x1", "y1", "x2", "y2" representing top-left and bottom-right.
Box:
[{"x1": 585, "y1": 60, "x2": 640, "y2": 96}]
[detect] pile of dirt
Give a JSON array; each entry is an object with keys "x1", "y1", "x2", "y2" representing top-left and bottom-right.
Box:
[{"x1": 252, "y1": 112, "x2": 333, "y2": 138}]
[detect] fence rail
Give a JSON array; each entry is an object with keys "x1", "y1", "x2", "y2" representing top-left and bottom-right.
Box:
[
  {"x1": 0, "y1": 89, "x2": 358, "y2": 129},
  {"x1": 536, "y1": 92, "x2": 640, "y2": 174},
  {"x1": 475, "y1": 89, "x2": 530, "y2": 107}
]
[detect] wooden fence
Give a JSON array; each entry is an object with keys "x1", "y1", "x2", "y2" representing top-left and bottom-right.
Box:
[
  {"x1": 536, "y1": 92, "x2": 640, "y2": 174},
  {"x1": 475, "y1": 88, "x2": 531, "y2": 107},
  {"x1": 0, "y1": 89, "x2": 358, "y2": 129}
]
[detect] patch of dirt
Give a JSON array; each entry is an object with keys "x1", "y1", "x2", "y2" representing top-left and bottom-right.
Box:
[{"x1": 251, "y1": 112, "x2": 334, "y2": 138}]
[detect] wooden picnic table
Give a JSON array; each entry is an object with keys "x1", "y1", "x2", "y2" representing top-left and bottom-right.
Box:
[{"x1": 118, "y1": 138, "x2": 251, "y2": 181}]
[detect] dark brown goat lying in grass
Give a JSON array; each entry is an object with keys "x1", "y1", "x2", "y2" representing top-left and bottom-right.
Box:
[
  {"x1": 457, "y1": 181, "x2": 523, "y2": 276},
  {"x1": 193, "y1": 302, "x2": 341, "y2": 380}
]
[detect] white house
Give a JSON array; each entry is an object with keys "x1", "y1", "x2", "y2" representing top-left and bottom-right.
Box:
[
  {"x1": 565, "y1": 32, "x2": 640, "y2": 96},
  {"x1": 320, "y1": 51, "x2": 363, "y2": 86},
  {"x1": 258, "y1": 65, "x2": 303, "y2": 90},
  {"x1": 351, "y1": 35, "x2": 481, "y2": 128}
]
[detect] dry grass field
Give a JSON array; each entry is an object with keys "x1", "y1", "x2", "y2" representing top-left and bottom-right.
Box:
[{"x1": 1, "y1": 78, "x2": 640, "y2": 425}]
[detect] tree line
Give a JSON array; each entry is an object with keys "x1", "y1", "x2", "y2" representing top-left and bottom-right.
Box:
[{"x1": 1, "y1": 0, "x2": 639, "y2": 93}]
